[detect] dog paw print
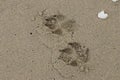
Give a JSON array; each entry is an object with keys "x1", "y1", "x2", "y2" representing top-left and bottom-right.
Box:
[
  {"x1": 58, "y1": 42, "x2": 89, "y2": 67},
  {"x1": 68, "y1": 42, "x2": 89, "y2": 63},
  {"x1": 41, "y1": 10, "x2": 77, "y2": 35}
]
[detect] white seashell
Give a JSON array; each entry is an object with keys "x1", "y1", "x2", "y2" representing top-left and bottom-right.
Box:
[
  {"x1": 112, "y1": 0, "x2": 119, "y2": 2},
  {"x1": 98, "y1": 10, "x2": 108, "y2": 19}
]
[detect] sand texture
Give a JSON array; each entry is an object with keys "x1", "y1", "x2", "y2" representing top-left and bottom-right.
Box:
[{"x1": 0, "y1": 0, "x2": 120, "y2": 80}]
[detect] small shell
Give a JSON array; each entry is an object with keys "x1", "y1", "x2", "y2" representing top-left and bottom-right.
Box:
[
  {"x1": 112, "y1": 0, "x2": 119, "y2": 2},
  {"x1": 98, "y1": 11, "x2": 108, "y2": 19}
]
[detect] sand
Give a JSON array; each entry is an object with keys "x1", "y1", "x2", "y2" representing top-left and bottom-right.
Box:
[{"x1": 0, "y1": 0, "x2": 120, "y2": 80}]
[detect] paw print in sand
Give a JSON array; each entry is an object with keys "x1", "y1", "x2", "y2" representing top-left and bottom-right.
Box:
[
  {"x1": 58, "y1": 42, "x2": 89, "y2": 67},
  {"x1": 41, "y1": 10, "x2": 77, "y2": 35}
]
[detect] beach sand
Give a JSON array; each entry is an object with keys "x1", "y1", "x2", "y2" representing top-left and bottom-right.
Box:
[{"x1": 0, "y1": 0, "x2": 120, "y2": 80}]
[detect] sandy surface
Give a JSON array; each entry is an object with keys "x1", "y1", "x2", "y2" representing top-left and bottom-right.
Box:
[{"x1": 0, "y1": 0, "x2": 120, "y2": 80}]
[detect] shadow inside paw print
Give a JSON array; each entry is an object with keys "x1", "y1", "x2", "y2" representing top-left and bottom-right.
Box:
[
  {"x1": 44, "y1": 16, "x2": 58, "y2": 29},
  {"x1": 68, "y1": 42, "x2": 89, "y2": 63},
  {"x1": 61, "y1": 19, "x2": 76, "y2": 32},
  {"x1": 58, "y1": 42, "x2": 89, "y2": 67},
  {"x1": 42, "y1": 13, "x2": 64, "y2": 35},
  {"x1": 51, "y1": 28, "x2": 63, "y2": 35}
]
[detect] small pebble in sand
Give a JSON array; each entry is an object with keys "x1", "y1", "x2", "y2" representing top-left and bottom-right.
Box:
[
  {"x1": 98, "y1": 10, "x2": 108, "y2": 19},
  {"x1": 112, "y1": 0, "x2": 119, "y2": 2}
]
